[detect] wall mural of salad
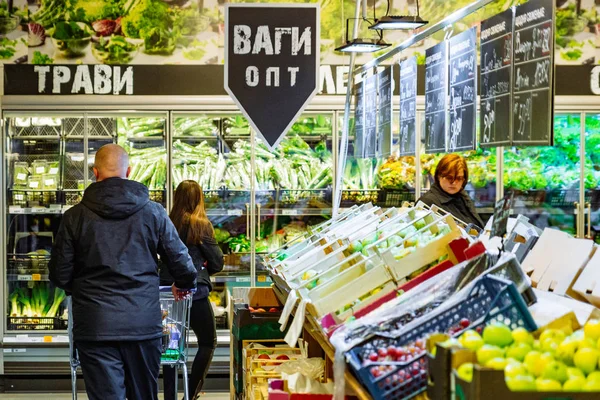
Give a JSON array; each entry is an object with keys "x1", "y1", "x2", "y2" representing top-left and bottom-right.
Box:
[{"x1": 0, "y1": 0, "x2": 597, "y2": 65}]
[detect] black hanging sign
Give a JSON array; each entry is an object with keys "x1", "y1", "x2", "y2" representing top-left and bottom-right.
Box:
[
  {"x1": 399, "y1": 57, "x2": 417, "y2": 157},
  {"x1": 448, "y1": 27, "x2": 477, "y2": 152},
  {"x1": 224, "y1": 4, "x2": 320, "y2": 150},
  {"x1": 376, "y1": 66, "x2": 393, "y2": 158},
  {"x1": 359, "y1": 74, "x2": 378, "y2": 158},
  {"x1": 480, "y1": 8, "x2": 514, "y2": 147},
  {"x1": 353, "y1": 80, "x2": 366, "y2": 158},
  {"x1": 491, "y1": 192, "x2": 515, "y2": 239},
  {"x1": 512, "y1": 0, "x2": 555, "y2": 145},
  {"x1": 425, "y1": 41, "x2": 448, "y2": 154}
]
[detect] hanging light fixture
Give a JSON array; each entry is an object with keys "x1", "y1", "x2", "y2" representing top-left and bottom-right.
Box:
[
  {"x1": 369, "y1": 0, "x2": 428, "y2": 30},
  {"x1": 335, "y1": 18, "x2": 391, "y2": 53}
]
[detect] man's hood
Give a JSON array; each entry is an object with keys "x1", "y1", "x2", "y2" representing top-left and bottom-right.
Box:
[{"x1": 81, "y1": 178, "x2": 150, "y2": 219}]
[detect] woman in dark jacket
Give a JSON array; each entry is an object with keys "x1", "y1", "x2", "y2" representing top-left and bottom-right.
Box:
[
  {"x1": 163, "y1": 180, "x2": 224, "y2": 400},
  {"x1": 418, "y1": 154, "x2": 484, "y2": 229}
]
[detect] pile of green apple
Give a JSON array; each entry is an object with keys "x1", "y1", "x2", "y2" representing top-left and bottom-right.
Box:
[{"x1": 454, "y1": 320, "x2": 600, "y2": 392}]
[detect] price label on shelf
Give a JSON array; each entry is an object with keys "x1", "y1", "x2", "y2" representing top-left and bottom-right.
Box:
[
  {"x1": 17, "y1": 275, "x2": 31, "y2": 282},
  {"x1": 9, "y1": 207, "x2": 25, "y2": 214},
  {"x1": 228, "y1": 209, "x2": 243, "y2": 216},
  {"x1": 257, "y1": 275, "x2": 267, "y2": 283},
  {"x1": 32, "y1": 274, "x2": 41, "y2": 281},
  {"x1": 3, "y1": 349, "x2": 12, "y2": 353},
  {"x1": 236, "y1": 277, "x2": 251, "y2": 283},
  {"x1": 43, "y1": 336, "x2": 53, "y2": 343},
  {"x1": 13, "y1": 348, "x2": 26, "y2": 353},
  {"x1": 282, "y1": 209, "x2": 298, "y2": 216}
]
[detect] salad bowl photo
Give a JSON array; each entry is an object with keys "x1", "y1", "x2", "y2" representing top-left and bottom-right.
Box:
[{"x1": 48, "y1": 21, "x2": 93, "y2": 58}]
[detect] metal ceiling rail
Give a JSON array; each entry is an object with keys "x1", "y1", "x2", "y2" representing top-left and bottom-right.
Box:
[{"x1": 354, "y1": 0, "x2": 497, "y2": 75}]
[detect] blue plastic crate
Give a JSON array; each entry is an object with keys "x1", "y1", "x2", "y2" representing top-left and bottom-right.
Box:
[{"x1": 346, "y1": 275, "x2": 537, "y2": 400}]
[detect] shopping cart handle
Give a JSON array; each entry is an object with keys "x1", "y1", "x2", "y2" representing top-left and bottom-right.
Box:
[{"x1": 159, "y1": 286, "x2": 197, "y2": 293}]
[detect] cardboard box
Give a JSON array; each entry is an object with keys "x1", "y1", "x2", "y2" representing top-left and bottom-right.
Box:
[
  {"x1": 522, "y1": 228, "x2": 570, "y2": 277},
  {"x1": 573, "y1": 246, "x2": 600, "y2": 307},
  {"x1": 529, "y1": 289, "x2": 600, "y2": 328}
]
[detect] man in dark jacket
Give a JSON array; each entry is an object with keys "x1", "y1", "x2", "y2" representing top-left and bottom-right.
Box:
[{"x1": 49, "y1": 144, "x2": 197, "y2": 400}]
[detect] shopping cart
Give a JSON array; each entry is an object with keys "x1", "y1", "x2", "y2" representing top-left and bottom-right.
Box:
[{"x1": 68, "y1": 287, "x2": 194, "y2": 400}]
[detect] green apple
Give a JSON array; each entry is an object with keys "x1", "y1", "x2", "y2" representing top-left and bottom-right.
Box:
[
  {"x1": 536, "y1": 378, "x2": 563, "y2": 391},
  {"x1": 505, "y1": 375, "x2": 536, "y2": 392},
  {"x1": 483, "y1": 323, "x2": 514, "y2": 348},
  {"x1": 524, "y1": 351, "x2": 543, "y2": 377},
  {"x1": 567, "y1": 367, "x2": 585, "y2": 379},
  {"x1": 563, "y1": 376, "x2": 587, "y2": 392},
  {"x1": 584, "y1": 319, "x2": 600, "y2": 342},
  {"x1": 504, "y1": 362, "x2": 527, "y2": 378},
  {"x1": 542, "y1": 361, "x2": 569, "y2": 383},
  {"x1": 570, "y1": 330, "x2": 585, "y2": 341},
  {"x1": 574, "y1": 348, "x2": 599, "y2": 375},
  {"x1": 587, "y1": 371, "x2": 600, "y2": 382},
  {"x1": 533, "y1": 340, "x2": 541, "y2": 351},
  {"x1": 540, "y1": 329, "x2": 567, "y2": 344},
  {"x1": 578, "y1": 338, "x2": 597, "y2": 351},
  {"x1": 541, "y1": 338, "x2": 561, "y2": 354},
  {"x1": 477, "y1": 345, "x2": 504, "y2": 366},
  {"x1": 583, "y1": 379, "x2": 600, "y2": 391},
  {"x1": 556, "y1": 339, "x2": 578, "y2": 366},
  {"x1": 512, "y1": 328, "x2": 534, "y2": 345},
  {"x1": 506, "y1": 343, "x2": 532, "y2": 362},
  {"x1": 456, "y1": 363, "x2": 473, "y2": 383},
  {"x1": 460, "y1": 332, "x2": 484, "y2": 351},
  {"x1": 487, "y1": 357, "x2": 508, "y2": 370}
]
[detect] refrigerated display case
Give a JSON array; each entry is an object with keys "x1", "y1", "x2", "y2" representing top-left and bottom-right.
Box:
[
  {"x1": 503, "y1": 114, "x2": 582, "y2": 235},
  {"x1": 339, "y1": 111, "x2": 417, "y2": 209},
  {"x1": 584, "y1": 114, "x2": 600, "y2": 244}
]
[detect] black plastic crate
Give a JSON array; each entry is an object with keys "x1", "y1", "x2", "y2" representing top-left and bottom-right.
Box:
[
  {"x1": 544, "y1": 189, "x2": 580, "y2": 208},
  {"x1": 508, "y1": 190, "x2": 546, "y2": 207}
]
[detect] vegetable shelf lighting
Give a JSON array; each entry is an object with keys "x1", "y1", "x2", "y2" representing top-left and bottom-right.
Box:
[
  {"x1": 369, "y1": 0, "x2": 428, "y2": 30},
  {"x1": 335, "y1": 18, "x2": 390, "y2": 53}
]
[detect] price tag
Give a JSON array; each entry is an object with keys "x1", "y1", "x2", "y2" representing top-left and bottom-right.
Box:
[
  {"x1": 15, "y1": 194, "x2": 24, "y2": 201},
  {"x1": 49, "y1": 168, "x2": 59, "y2": 175},
  {"x1": 16, "y1": 173, "x2": 26, "y2": 181},
  {"x1": 236, "y1": 277, "x2": 251, "y2": 283},
  {"x1": 17, "y1": 275, "x2": 32, "y2": 281},
  {"x1": 13, "y1": 348, "x2": 26, "y2": 353},
  {"x1": 29, "y1": 181, "x2": 39, "y2": 189},
  {"x1": 32, "y1": 274, "x2": 41, "y2": 281},
  {"x1": 35, "y1": 167, "x2": 45, "y2": 174},
  {"x1": 43, "y1": 336, "x2": 53, "y2": 343},
  {"x1": 9, "y1": 206, "x2": 24, "y2": 214},
  {"x1": 44, "y1": 179, "x2": 55, "y2": 186},
  {"x1": 3, "y1": 349, "x2": 12, "y2": 353},
  {"x1": 282, "y1": 209, "x2": 298, "y2": 216},
  {"x1": 257, "y1": 275, "x2": 267, "y2": 283},
  {"x1": 228, "y1": 209, "x2": 243, "y2": 216}
]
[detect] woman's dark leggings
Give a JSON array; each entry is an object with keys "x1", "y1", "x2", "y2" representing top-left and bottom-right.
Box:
[{"x1": 164, "y1": 297, "x2": 217, "y2": 400}]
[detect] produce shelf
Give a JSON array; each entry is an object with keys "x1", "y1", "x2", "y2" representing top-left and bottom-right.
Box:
[
  {"x1": 7, "y1": 316, "x2": 67, "y2": 331},
  {"x1": 7, "y1": 274, "x2": 50, "y2": 282}
]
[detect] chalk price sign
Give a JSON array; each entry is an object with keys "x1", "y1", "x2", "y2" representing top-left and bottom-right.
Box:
[{"x1": 399, "y1": 57, "x2": 417, "y2": 157}]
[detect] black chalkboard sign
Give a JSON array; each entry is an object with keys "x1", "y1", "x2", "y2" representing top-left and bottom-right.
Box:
[
  {"x1": 448, "y1": 27, "x2": 477, "y2": 152},
  {"x1": 363, "y1": 74, "x2": 379, "y2": 158},
  {"x1": 353, "y1": 80, "x2": 365, "y2": 158},
  {"x1": 377, "y1": 66, "x2": 393, "y2": 158},
  {"x1": 399, "y1": 57, "x2": 417, "y2": 157},
  {"x1": 425, "y1": 42, "x2": 448, "y2": 154},
  {"x1": 480, "y1": 8, "x2": 514, "y2": 147},
  {"x1": 512, "y1": 0, "x2": 555, "y2": 145},
  {"x1": 491, "y1": 192, "x2": 515, "y2": 239}
]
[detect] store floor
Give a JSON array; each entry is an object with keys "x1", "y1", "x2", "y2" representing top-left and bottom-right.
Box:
[{"x1": 0, "y1": 392, "x2": 229, "y2": 399}]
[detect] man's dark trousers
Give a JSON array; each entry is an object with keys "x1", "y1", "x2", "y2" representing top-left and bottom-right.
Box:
[{"x1": 76, "y1": 338, "x2": 162, "y2": 400}]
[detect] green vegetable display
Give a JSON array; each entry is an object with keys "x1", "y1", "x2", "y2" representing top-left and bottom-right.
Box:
[
  {"x1": 172, "y1": 117, "x2": 333, "y2": 194},
  {"x1": 8, "y1": 283, "x2": 66, "y2": 319},
  {"x1": 32, "y1": 51, "x2": 54, "y2": 64},
  {"x1": 0, "y1": 36, "x2": 17, "y2": 59},
  {"x1": 92, "y1": 35, "x2": 138, "y2": 64}
]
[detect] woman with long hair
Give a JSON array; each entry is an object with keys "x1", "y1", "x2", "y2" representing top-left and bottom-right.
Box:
[{"x1": 162, "y1": 180, "x2": 224, "y2": 400}]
